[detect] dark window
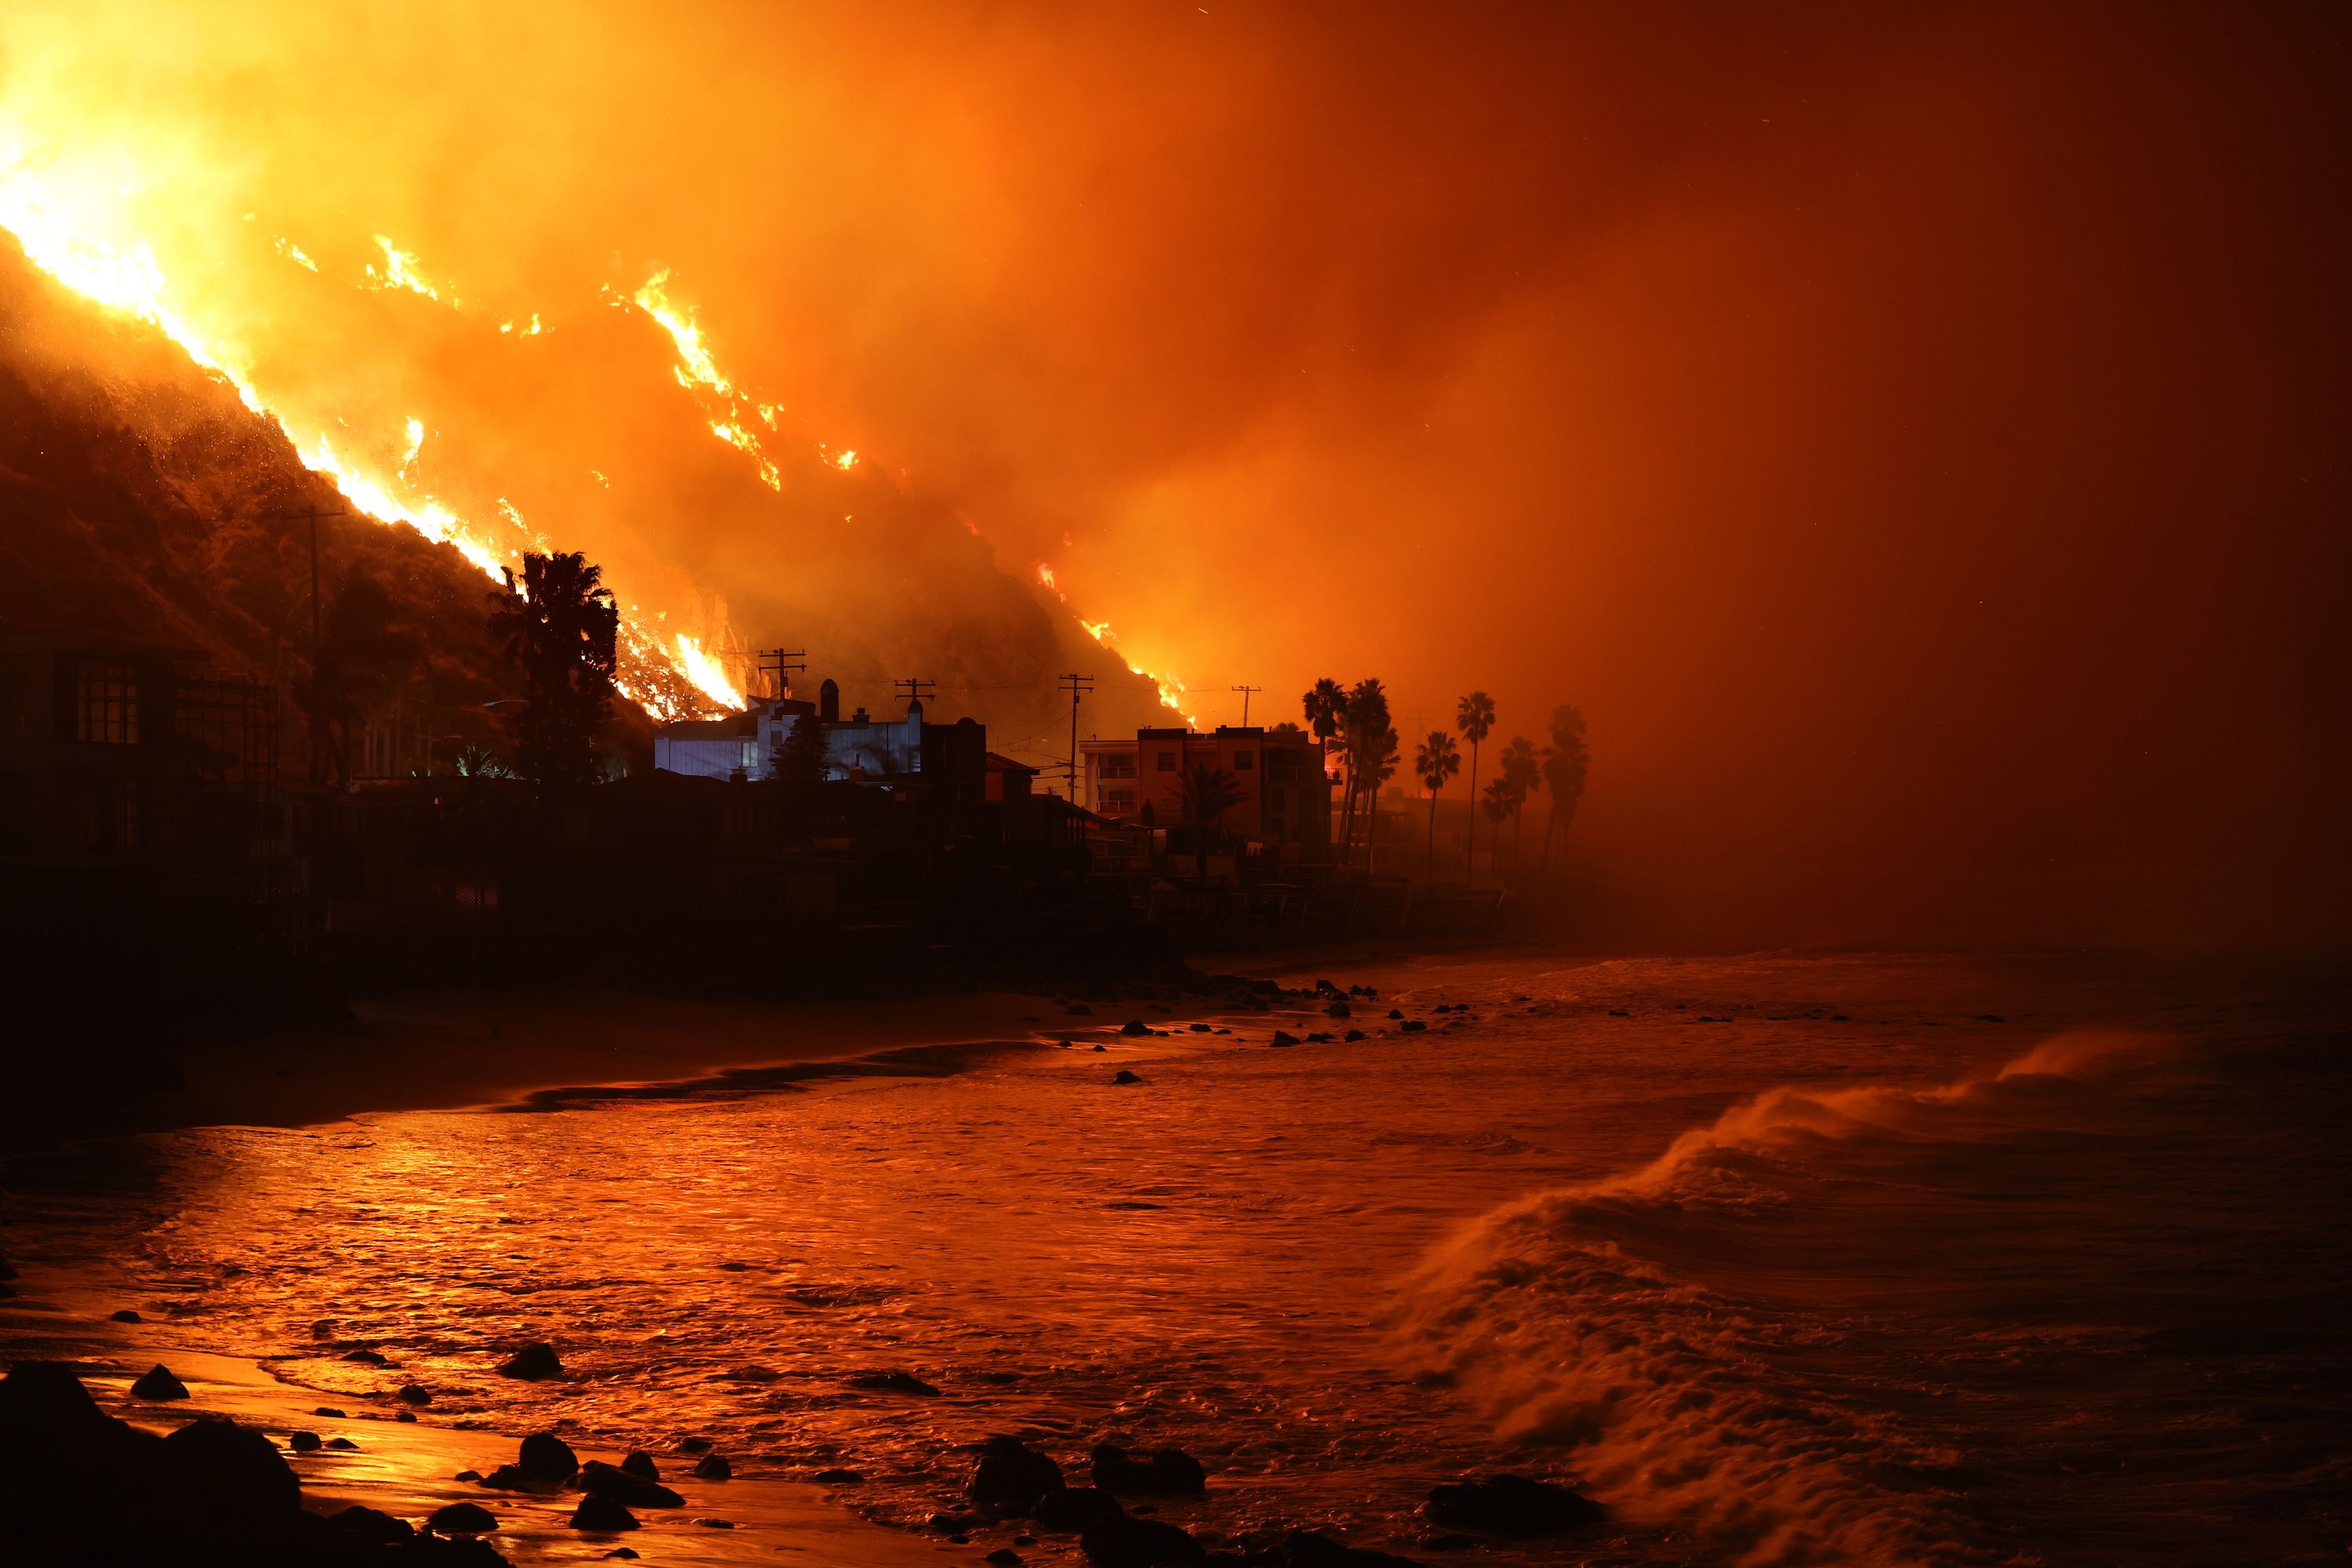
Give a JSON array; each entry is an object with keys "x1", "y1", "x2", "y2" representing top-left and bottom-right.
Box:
[
  {"x1": 1104, "y1": 788, "x2": 1136, "y2": 814},
  {"x1": 1156, "y1": 752, "x2": 1176, "y2": 771},
  {"x1": 1232, "y1": 750, "x2": 1254, "y2": 770},
  {"x1": 1099, "y1": 753, "x2": 1138, "y2": 779},
  {"x1": 77, "y1": 662, "x2": 140, "y2": 745}
]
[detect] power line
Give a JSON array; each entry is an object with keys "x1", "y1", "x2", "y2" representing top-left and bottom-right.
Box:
[{"x1": 1231, "y1": 684, "x2": 1261, "y2": 726}]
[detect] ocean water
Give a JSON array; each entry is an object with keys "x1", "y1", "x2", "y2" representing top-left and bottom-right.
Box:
[{"x1": 5, "y1": 952, "x2": 2347, "y2": 1566}]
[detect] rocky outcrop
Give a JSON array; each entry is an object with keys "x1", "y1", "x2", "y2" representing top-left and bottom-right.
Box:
[
  {"x1": 1421, "y1": 1475, "x2": 1602, "y2": 1537},
  {"x1": 1092, "y1": 1443, "x2": 1207, "y2": 1497}
]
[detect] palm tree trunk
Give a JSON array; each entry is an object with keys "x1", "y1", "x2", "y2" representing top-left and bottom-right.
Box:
[
  {"x1": 1426, "y1": 786, "x2": 1439, "y2": 877},
  {"x1": 1538, "y1": 799, "x2": 1556, "y2": 872},
  {"x1": 1464, "y1": 742, "x2": 1479, "y2": 883},
  {"x1": 1512, "y1": 809, "x2": 1524, "y2": 877}
]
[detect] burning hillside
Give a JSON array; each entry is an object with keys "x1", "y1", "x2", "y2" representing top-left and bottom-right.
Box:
[{"x1": 0, "y1": 230, "x2": 569, "y2": 759}]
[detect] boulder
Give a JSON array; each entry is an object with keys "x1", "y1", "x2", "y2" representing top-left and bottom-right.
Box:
[
  {"x1": 678, "y1": 1436, "x2": 712, "y2": 1452},
  {"x1": 1269, "y1": 1032, "x2": 1300, "y2": 1048},
  {"x1": 691, "y1": 1451, "x2": 731, "y2": 1480},
  {"x1": 130, "y1": 1364, "x2": 190, "y2": 1401},
  {"x1": 483, "y1": 1464, "x2": 564, "y2": 1493},
  {"x1": 341, "y1": 1348, "x2": 389, "y2": 1366},
  {"x1": 1421, "y1": 1475, "x2": 1602, "y2": 1537},
  {"x1": 313, "y1": 1406, "x2": 346, "y2": 1417},
  {"x1": 1326, "y1": 1001, "x2": 1351, "y2": 1018},
  {"x1": 1386, "y1": 1009, "x2": 1404, "y2": 1020},
  {"x1": 1344, "y1": 1030, "x2": 1367, "y2": 1043},
  {"x1": 1033, "y1": 1486, "x2": 1127, "y2": 1533},
  {"x1": 1120, "y1": 1020, "x2": 1151, "y2": 1036},
  {"x1": 520, "y1": 1431, "x2": 579, "y2": 1482},
  {"x1": 397, "y1": 1383, "x2": 433, "y2": 1404},
  {"x1": 1399, "y1": 1021, "x2": 1427, "y2": 1033},
  {"x1": 1080, "y1": 1515, "x2": 1207, "y2": 1567},
  {"x1": 848, "y1": 1370, "x2": 939, "y2": 1396},
  {"x1": 161, "y1": 1417, "x2": 302, "y2": 1530},
  {"x1": 499, "y1": 1341, "x2": 564, "y2": 1381},
  {"x1": 814, "y1": 1467, "x2": 866, "y2": 1483},
  {"x1": 330, "y1": 1504, "x2": 416, "y2": 1544},
  {"x1": 579, "y1": 1459, "x2": 684, "y2": 1508},
  {"x1": 989, "y1": 1551, "x2": 1023, "y2": 1566},
  {"x1": 109, "y1": 1309, "x2": 142, "y2": 1323},
  {"x1": 1091, "y1": 1443, "x2": 1207, "y2": 1497},
  {"x1": 1112, "y1": 1070, "x2": 1142, "y2": 1085},
  {"x1": 428, "y1": 1501, "x2": 500, "y2": 1535},
  {"x1": 604, "y1": 1551, "x2": 640, "y2": 1560},
  {"x1": 326, "y1": 1437, "x2": 359, "y2": 1450},
  {"x1": 288, "y1": 1430, "x2": 321, "y2": 1452},
  {"x1": 970, "y1": 1435, "x2": 1065, "y2": 1512},
  {"x1": 571, "y1": 1494, "x2": 641, "y2": 1532},
  {"x1": 1284, "y1": 1530, "x2": 1425, "y2": 1568},
  {"x1": 620, "y1": 1450, "x2": 660, "y2": 1481}
]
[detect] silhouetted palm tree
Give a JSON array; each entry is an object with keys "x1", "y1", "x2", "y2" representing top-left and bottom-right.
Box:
[
  {"x1": 1414, "y1": 730, "x2": 1461, "y2": 877},
  {"x1": 1537, "y1": 704, "x2": 1589, "y2": 872},
  {"x1": 1480, "y1": 779, "x2": 1514, "y2": 867},
  {"x1": 308, "y1": 568, "x2": 422, "y2": 788},
  {"x1": 1454, "y1": 691, "x2": 1495, "y2": 880},
  {"x1": 488, "y1": 550, "x2": 619, "y2": 789},
  {"x1": 1303, "y1": 677, "x2": 1345, "y2": 858},
  {"x1": 1497, "y1": 735, "x2": 1540, "y2": 875},
  {"x1": 1178, "y1": 762, "x2": 1247, "y2": 876},
  {"x1": 1341, "y1": 679, "x2": 1396, "y2": 871}
]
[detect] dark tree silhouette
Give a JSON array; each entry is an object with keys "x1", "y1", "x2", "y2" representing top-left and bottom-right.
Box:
[
  {"x1": 1414, "y1": 729, "x2": 1462, "y2": 877},
  {"x1": 487, "y1": 550, "x2": 619, "y2": 789},
  {"x1": 1178, "y1": 761, "x2": 1247, "y2": 876},
  {"x1": 1538, "y1": 704, "x2": 1590, "y2": 872},
  {"x1": 1455, "y1": 690, "x2": 1495, "y2": 880},
  {"x1": 1497, "y1": 735, "x2": 1541, "y2": 874},
  {"x1": 770, "y1": 712, "x2": 831, "y2": 823},
  {"x1": 1341, "y1": 678, "x2": 1397, "y2": 871},
  {"x1": 307, "y1": 567, "x2": 422, "y2": 788}
]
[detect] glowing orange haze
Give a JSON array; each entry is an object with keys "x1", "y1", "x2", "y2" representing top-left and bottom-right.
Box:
[{"x1": 2, "y1": 2, "x2": 2347, "y2": 947}]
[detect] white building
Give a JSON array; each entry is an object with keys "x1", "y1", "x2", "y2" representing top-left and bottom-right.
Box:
[{"x1": 653, "y1": 678, "x2": 929, "y2": 783}]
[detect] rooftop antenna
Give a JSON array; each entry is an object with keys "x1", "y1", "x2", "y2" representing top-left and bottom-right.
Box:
[
  {"x1": 1231, "y1": 684, "x2": 1261, "y2": 726},
  {"x1": 1058, "y1": 672, "x2": 1095, "y2": 802}
]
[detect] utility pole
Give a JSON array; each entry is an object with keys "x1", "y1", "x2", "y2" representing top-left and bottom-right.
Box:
[
  {"x1": 261, "y1": 501, "x2": 350, "y2": 676},
  {"x1": 1231, "y1": 684, "x2": 1261, "y2": 727},
  {"x1": 894, "y1": 677, "x2": 937, "y2": 709},
  {"x1": 757, "y1": 648, "x2": 807, "y2": 701},
  {"x1": 261, "y1": 500, "x2": 349, "y2": 785},
  {"x1": 1058, "y1": 672, "x2": 1094, "y2": 803}
]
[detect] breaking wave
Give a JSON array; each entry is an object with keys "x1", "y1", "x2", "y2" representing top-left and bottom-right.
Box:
[{"x1": 1392, "y1": 1032, "x2": 2189, "y2": 1567}]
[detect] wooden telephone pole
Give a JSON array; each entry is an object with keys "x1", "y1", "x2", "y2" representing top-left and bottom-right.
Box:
[
  {"x1": 1230, "y1": 684, "x2": 1261, "y2": 726},
  {"x1": 756, "y1": 648, "x2": 807, "y2": 701},
  {"x1": 260, "y1": 500, "x2": 349, "y2": 783},
  {"x1": 1058, "y1": 672, "x2": 1094, "y2": 803}
]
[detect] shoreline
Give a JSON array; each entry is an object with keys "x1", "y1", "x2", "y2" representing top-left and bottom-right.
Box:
[{"x1": 3, "y1": 961, "x2": 1450, "y2": 1564}]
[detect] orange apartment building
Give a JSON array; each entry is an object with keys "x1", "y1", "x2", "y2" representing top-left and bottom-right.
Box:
[{"x1": 1079, "y1": 724, "x2": 1331, "y2": 857}]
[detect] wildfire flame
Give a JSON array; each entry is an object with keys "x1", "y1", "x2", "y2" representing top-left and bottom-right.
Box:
[
  {"x1": 0, "y1": 140, "x2": 743, "y2": 720},
  {"x1": 363, "y1": 235, "x2": 448, "y2": 303},
  {"x1": 1033, "y1": 562, "x2": 1198, "y2": 723}
]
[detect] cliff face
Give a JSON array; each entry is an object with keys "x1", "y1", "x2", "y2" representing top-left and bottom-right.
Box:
[{"x1": 0, "y1": 234, "x2": 637, "y2": 762}]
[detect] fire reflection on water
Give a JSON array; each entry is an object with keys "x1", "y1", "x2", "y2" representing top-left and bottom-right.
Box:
[{"x1": 6, "y1": 953, "x2": 2347, "y2": 1567}]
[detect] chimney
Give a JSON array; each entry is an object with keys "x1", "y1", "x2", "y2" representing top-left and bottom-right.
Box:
[{"x1": 819, "y1": 678, "x2": 840, "y2": 723}]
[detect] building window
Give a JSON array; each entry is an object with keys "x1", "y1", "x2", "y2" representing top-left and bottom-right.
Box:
[
  {"x1": 1232, "y1": 749, "x2": 1254, "y2": 769},
  {"x1": 77, "y1": 662, "x2": 140, "y2": 745},
  {"x1": 1156, "y1": 752, "x2": 1176, "y2": 771},
  {"x1": 1104, "y1": 788, "x2": 1136, "y2": 814},
  {"x1": 1271, "y1": 787, "x2": 1285, "y2": 810},
  {"x1": 1098, "y1": 753, "x2": 1137, "y2": 779}
]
